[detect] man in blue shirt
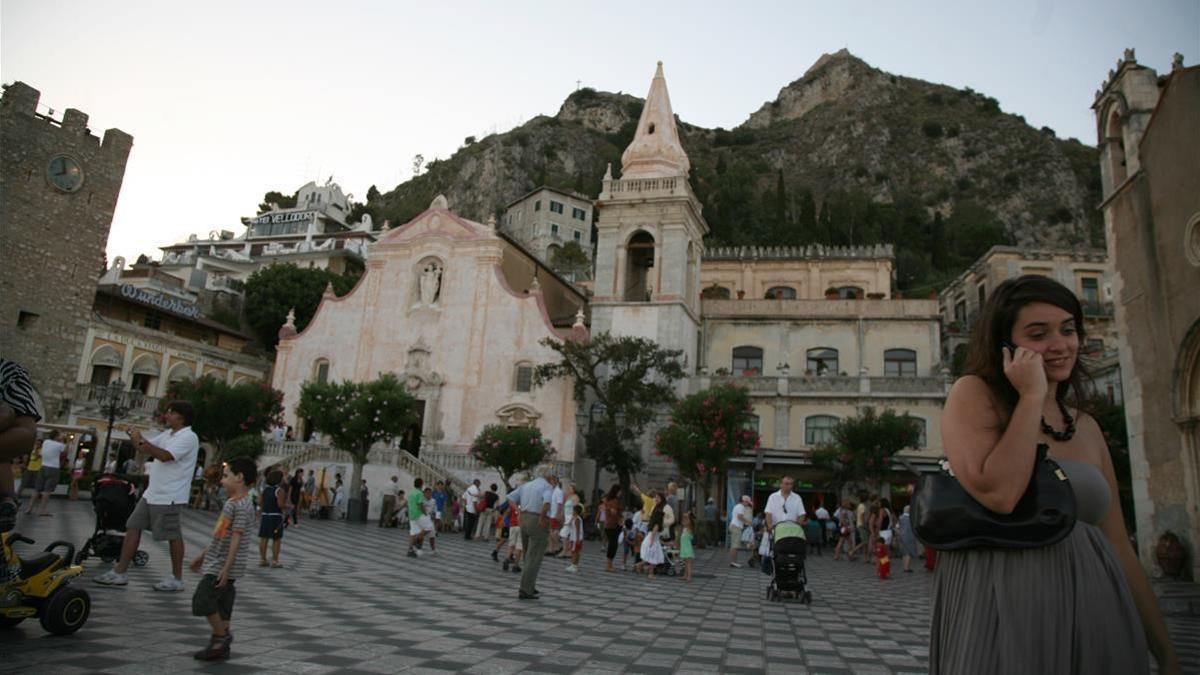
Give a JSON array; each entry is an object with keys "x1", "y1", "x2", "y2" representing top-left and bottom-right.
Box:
[
  {"x1": 432, "y1": 481, "x2": 449, "y2": 532},
  {"x1": 506, "y1": 472, "x2": 557, "y2": 599}
]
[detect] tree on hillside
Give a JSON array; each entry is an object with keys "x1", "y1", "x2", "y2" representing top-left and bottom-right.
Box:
[
  {"x1": 534, "y1": 332, "x2": 685, "y2": 497},
  {"x1": 470, "y1": 425, "x2": 556, "y2": 491},
  {"x1": 810, "y1": 407, "x2": 921, "y2": 495},
  {"x1": 258, "y1": 190, "x2": 298, "y2": 214},
  {"x1": 243, "y1": 264, "x2": 361, "y2": 351},
  {"x1": 549, "y1": 241, "x2": 592, "y2": 281},
  {"x1": 655, "y1": 384, "x2": 760, "y2": 502},
  {"x1": 160, "y1": 376, "x2": 284, "y2": 460},
  {"x1": 297, "y1": 374, "x2": 420, "y2": 514}
]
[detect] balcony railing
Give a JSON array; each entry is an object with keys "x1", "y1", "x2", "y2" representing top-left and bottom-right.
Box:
[
  {"x1": 72, "y1": 383, "x2": 161, "y2": 416},
  {"x1": 703, "y1": 373, "x2": 948, "y2": 396},
  {"x1": 1082, "y1": 300, "x2": 1114, "y2": 317}
]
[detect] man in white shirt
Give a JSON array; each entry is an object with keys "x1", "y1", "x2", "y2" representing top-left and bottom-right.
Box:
[
  {"x1": 95, "y1": 400, "x2": 199, "y2": 592},
  {"x1": 764, "y1": 476, "x2": 806, "y2": 531},
  {"x1": 729, "y1": 495, "x2": 753, "y2": 568},
  {"x1": 379, "y1": 476, "x2": 400, "y2": 528},
  {"x1": 814, "y1": 502, "x2": 832, "y2": 545},
  {"x1": 26, "y1": 430, "x2": 65, "y2": 516},
  {"x1": 463, "y1": 479, "x2": 481, "y2": 540}
]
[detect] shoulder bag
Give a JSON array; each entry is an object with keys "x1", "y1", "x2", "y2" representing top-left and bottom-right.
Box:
[{"x1": 913, "y1": 444, "x2": 1076, "y2": 550}]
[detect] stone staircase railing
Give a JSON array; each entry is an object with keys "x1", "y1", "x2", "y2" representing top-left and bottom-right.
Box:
[{"x1": 263, "y1": 440, "x2": 468, "y2": 493}]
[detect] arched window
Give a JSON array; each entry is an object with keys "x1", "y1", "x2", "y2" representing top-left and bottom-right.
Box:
[
  {"x1": 514, "y1": 363, "x2": 534, "y2": 393},
  {"x1": 838, "y1": 286, "x2": 864, "y2": 300},
  {"x1": 313, "y1": 359, "x2": 330, "y2": 385},
  {"x1": 1106, "y1": 109, "x2": 1127, "y2": 189},
  {"x1": 623, "y1": 230, "x2": 655, "y2": 302},
  {"x1": 89, "y1": 345, "x2": 123, "y2": 386},
  {"x1": 805, "y1": 415, "x2": 839, "y2": 446},
  {"x1": 167, "y1": 363, "x2": 194, "y2": 383},
  {"x1": 806, "y1": 348, "x2": 839, "y2": 376},
  {"x1": 731, "y1": 346, "x2": 763, "y2": 376},
  {"x1": 884, "y1": 349, "x2": 917, "y2": 377},
  {"x1": 765, "y1": 286, "x2": 796, "y2": 300},
  {"x1": 701, "y1": 284, "x2": 731, "y2": 299},
  {"x1": 129, "y1": 354, "x2": 161, "y2": 395}
]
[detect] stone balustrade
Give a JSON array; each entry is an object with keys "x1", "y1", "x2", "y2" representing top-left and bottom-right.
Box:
[{"x1": 701, "y1": 373, "x2": 948, "y2": 397}]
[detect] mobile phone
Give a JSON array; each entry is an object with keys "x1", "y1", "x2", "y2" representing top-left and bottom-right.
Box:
[{"x1": 1000, "y1": 339, "x2": 1017, "y2": 353}]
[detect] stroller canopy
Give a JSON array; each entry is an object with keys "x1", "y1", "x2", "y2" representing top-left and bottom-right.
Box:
[{"x1": 773, "y1": 520, "x2": 806, "y2": 541}]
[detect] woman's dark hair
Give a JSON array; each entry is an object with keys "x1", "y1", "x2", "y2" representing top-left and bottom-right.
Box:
[
  {"x1": 649, "y1": 500, "x2": 666, "y2": 530},
  {"x1": 879, "y1": 498, "x2": 891, "y2": 511},
  {"x1": 265, "y1": 469, "x2": 283, "y2": 486},
  {"x1": 604, "y1": 484, "x2": 622, "y2": 501},
  {"x1": 961, "y1": 275, "x2": 1091, "y2": 415}
]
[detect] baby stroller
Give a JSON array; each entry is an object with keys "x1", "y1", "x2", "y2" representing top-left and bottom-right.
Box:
[
  {"x1": 766, "y1": 521, "x2": 812, "y2": 603},
  {"x1": 75, "y1": 474, "x2": 148, "y2": 567},
  {"x1": 655, "y1": 535, "x2": 686, "y2": 577}
]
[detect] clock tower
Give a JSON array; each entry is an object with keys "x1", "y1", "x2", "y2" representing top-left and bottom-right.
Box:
[
  {"x1": 591, "y1": 62, "x2": 707, "y2": 373},
  {"x1": 0, "y1": 81, "x2": 133, "y2": 420}
]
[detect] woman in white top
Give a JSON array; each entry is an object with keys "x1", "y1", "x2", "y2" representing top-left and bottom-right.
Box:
[{"x1": 556, "y1": 484, "x2": 579, "y2": 557}]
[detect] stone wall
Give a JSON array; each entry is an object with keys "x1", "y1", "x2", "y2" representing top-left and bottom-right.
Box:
[{"x1": 0, "y1": 82, "x2": 133, "y2": 420}]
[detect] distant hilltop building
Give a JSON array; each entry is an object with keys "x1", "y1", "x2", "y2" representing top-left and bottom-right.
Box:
[
  {"x1": 145, "y1": 180, "x2": 376, "y2": 313},
  {"x1": 0, "y1": 81, "x2": 134, "y2": 421}
]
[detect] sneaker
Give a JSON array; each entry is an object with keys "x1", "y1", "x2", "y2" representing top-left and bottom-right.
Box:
[
  {"x1": 491, "y1": 550, "x2": 499, "y2": 562},
  {"x1": 154, "y1": 577, "x2": 185, "y2": 592},
  {"x1": 511, "y1": 564, "x2": 522, "y2": 573},
  {"x1": 93, "y1": 569, "x2": 128, "y2": 586},
  {"x1": 407, "y1": 550, "x2": 418, "y2": 558},
  {"x1": 729, "y1": 562, "x2": 743, "y2": 568},
  {"x1": 565, "y1": 564, "x2": 578, "y2": 573}
]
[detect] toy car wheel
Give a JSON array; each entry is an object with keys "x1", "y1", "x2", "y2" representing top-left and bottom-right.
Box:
[
  {"x1": 0, "y1": 616, "x2": 25, "y2": 628},
  {"x1": 133, "y1": 551, "x2": 149, "y2": 567},
  {"x1": 803, "y1": 590, "x2": 813, "y2": 604},
  {"x1": 40, "y1": 587, "x2": 90, "y2": 635}
]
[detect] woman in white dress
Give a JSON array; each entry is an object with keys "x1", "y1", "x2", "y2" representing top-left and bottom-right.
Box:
[{"x1": 639, "y1": 493, "x2": 666, "y2": 579}]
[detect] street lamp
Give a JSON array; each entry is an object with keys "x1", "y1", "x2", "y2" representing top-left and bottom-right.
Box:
[{"x1": 97, "y1": 379, "x2": 134, "y2": 473}]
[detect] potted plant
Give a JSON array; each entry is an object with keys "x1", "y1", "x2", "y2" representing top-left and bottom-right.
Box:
[
  {"x1": 867, "y1": 292, "x2": 885, "y2": 300},
  {"x1": 736, "y1": 289, "x2": 746, "y2": 299},
  {"x1": 824, "y1": 287, "x2": 840, "y2": 300},
  {"x1": 1156, "y1": 531, "x2": 1188, "y2": 578}
]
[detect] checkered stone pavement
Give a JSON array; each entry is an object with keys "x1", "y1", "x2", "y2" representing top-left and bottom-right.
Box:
[{"x1": 1, "y1": 499, "x2": 1196, "y2": 674}]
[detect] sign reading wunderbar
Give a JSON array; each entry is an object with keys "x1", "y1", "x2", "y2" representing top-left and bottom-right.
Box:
[{"x1": 119, "y1": 284, "x2": 204, "y2": 319}]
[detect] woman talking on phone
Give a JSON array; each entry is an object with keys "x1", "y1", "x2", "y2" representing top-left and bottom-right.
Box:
[{"x1": 930, "y1": 275, "x2": 1178, "y2": 674}]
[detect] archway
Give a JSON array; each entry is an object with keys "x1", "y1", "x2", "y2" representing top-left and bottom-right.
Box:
[{"x1": 623, "y1": 230, "x2": 655, "y2": 302}]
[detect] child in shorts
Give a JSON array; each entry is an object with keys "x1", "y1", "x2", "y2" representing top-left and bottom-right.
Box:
[
  {"x1": 189, "y1": 457, "x2": 256, "y2": 661},
  {"x1": 502, "y1": 503, "x2": 523, "y2": 573},
  {"x1": 422, "y1": 487, "x2": 439, "y2": 556},
  {"x1": 565, "y1": 504, "x2": 584, "y2": 573}
]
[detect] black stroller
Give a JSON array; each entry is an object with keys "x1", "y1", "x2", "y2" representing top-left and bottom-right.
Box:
[
  {"x1": 766, "y1": 521, "x2": 812, "y2": 603},
  {"x1": 75, "y1": 474, "x2": 149, "y2": 567}
]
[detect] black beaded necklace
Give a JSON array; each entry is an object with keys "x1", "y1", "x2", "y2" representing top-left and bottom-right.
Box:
[{"x1": 1041, "y1": 399, "x2": 1076, "y2": 441}]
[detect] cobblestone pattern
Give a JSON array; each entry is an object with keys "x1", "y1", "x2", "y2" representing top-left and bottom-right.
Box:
[{"x1": 1, "y1": 500, "x2": 1194, "y2": 674}]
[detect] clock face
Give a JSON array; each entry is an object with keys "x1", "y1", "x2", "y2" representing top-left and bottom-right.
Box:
[{"x1": 47, "y1": 154, "x2": 85, "y2": 192}]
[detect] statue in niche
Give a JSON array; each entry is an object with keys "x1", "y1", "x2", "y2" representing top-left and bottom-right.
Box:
[{"x1": 419, "y1": 262, "x2": 442, "y2": 305}]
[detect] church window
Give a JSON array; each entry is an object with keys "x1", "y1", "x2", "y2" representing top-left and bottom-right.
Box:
[
  {"x1": 623, "y1": 230, "x2": 656, "y2": 302},
  {"x1": 806, "y1": 348, "x2": 839, "y2": 376},
  {"x1": 804, "y1": 415, "x2": 839, "y2": 446},
  {"x1": 765, "y1": 286, "x2": 796, "y2": 300},
  {"x1": 314, "y1": 359, "x2": 330, "y2": 384},
  {"x1": 701, "y1": 285, "x2": 731, "y2": 299},
  {"x1": 731, "y1": 346, "x2": 763, "y2": 376},
  {"x1": 550, "y1": 200, "x2": 564, "y2": 214},
  {"x1": 514, "y1": 364, "x2": 534, "y2": 393},
  {"x1": 884, "y1": 349, "x2": 917, "y2": 377}
]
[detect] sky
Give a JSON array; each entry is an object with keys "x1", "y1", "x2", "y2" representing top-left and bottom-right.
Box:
[{"x1": 3, "y1": 0, "x2": 1196, "y2": 263}]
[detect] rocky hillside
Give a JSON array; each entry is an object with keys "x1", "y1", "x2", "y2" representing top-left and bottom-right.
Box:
[{"x1": 365, "y1": 50, "x2": 1102, "y2": 291}]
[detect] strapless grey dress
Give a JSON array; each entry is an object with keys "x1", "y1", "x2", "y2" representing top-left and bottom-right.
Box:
[{"x1": 929, "y1": 457, "x2": 1150, "y2": 674}]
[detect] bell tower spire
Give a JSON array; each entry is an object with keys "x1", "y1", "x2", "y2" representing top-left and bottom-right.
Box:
[{"x1": 620, "y1": 61, "x2": 690, "y2": 179}]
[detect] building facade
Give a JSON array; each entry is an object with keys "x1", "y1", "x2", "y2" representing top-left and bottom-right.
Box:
[
  {"x1": 1094, "y1": 50, "x2": 1200, "y2": 577},
  {"x1": 1, "y1": 81, "x2": 133, "y2": 421},
  {"x1": 501, "y1": 186, "x2": 595, "y2": 276}
]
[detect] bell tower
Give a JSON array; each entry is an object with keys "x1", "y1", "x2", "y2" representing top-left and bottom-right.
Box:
[{"x1": 591, "y1": 62, "x2": 707, "y2": 370}]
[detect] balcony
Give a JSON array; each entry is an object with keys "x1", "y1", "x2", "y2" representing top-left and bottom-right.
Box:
[
  {"x1": 72, "y1": 383, "x2": 161, "y2": 418},
  {"x1": 702, "y1": 298, "x2": 940, "y2": 319},
  {"x1": 1082, "y1": 300, "x2": 1114, "y2": 317},
  {"x1": 701, "y1": 373, "x2": 947, "y2": 397}
]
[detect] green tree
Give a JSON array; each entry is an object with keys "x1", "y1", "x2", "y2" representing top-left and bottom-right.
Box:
[
  {"x1": 297, "y1": 373, "x2": 420, "y2": 503},
  {"x1": 243, "y1": 263, "x2": 361, "y2": 351},
  {"x1": 534, "y1": 332, "x2": 685, "y2": 496},
  {"x1": 655, "y1": 384, "x2": 760, "y2": 501},
  {"x1": 810, "y1": 407, "x2": 922, "y2": 494},
  {"x1": 160, "y1": 376, "x2": 284, "y2": 460},
  {"x1": 224, "y1": 434, "x2": 265, "y2": 462},
  {"x1": 258, "y1": 190, "x2": 297, "y2": 213},
  {"x1": 470, "y1": 424, "x2": 556, "y2": 490},
  {"x1": 796, "y1": 188, "x2": 817, "y2": 244},
  {"x1": 548, "y1": 241, "x2": 592, "y2": 281},
  {"x1": 930, "y1": 211, "x2": 948, "y2": 271}
]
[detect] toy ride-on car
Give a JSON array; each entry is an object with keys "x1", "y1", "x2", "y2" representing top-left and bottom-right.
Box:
[{"x1": 0, "y1": 531, "x2": 91, "y2": 635}]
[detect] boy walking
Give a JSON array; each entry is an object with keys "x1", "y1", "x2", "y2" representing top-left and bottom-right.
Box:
[{"x1": 189, "y1": 457, "x2": 256, "y2": 661}]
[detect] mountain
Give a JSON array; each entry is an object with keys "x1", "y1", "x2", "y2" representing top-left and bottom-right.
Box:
[{"x1": 365, "y1": 50, "x2": 1102, "y2": 291}]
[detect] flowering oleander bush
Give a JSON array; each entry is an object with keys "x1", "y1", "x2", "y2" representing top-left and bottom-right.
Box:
[
  {"x1": 470, "y1": 424, "x2": 555, "y2": 490},
  {"x1": 655, "y1": 383, "x2": 760, "y2": 483}
]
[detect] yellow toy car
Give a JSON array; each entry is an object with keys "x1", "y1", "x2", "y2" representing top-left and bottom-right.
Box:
[{"x1": 0, "y1": 532, "x2": 91, "y2": 635}]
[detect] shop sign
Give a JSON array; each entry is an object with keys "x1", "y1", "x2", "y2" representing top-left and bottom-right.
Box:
[{"x1": 119, "y1": 284, "x2": 203, "y2": 319}]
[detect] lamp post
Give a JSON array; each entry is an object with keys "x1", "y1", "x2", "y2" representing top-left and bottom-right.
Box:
[{"x1": 97, "y1": 379, "x2": 132, "y2": 474}]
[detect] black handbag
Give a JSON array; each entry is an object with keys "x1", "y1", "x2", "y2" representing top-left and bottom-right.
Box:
[{"x1": 913, "y1": 444, "x2": 1076, "y2": 550}]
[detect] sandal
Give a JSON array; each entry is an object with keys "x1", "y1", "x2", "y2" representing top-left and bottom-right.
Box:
[{"x1": 193, "y1": 634, "x2": 231, "y2": 660}]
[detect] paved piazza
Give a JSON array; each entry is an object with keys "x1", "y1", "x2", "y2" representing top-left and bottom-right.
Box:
[{"x1": 2, "y1": 499, "x2": 1197, "y2": 674}]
